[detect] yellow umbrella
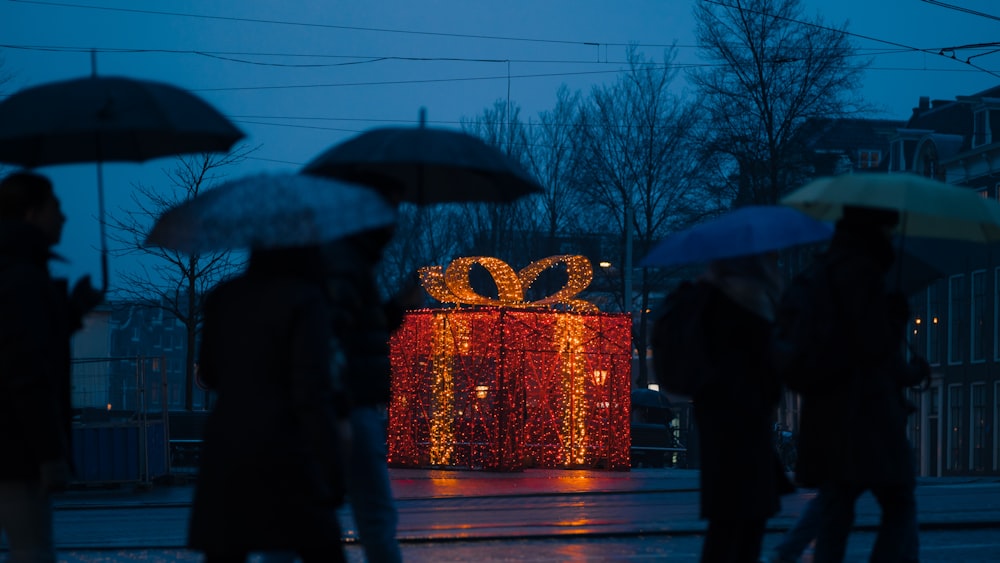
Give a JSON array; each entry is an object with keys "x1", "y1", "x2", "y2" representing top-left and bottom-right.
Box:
[{"x1": 781, "y1": 173, "x2": 1000, "y2": 242}]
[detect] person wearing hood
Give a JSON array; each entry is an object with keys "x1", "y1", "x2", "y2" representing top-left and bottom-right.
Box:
[{"x1": 0, "y1": 171, "x2": 101, "y2": 562}]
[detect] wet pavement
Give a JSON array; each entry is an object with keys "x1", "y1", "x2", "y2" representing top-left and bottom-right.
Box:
[{"x1": 8, "y1": 467, "x2": 1000, "y2": 561}]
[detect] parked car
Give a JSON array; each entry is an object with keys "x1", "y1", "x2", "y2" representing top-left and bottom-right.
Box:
[{"x1": 630, "y1": 389, "x2": 687, "y2": 468}]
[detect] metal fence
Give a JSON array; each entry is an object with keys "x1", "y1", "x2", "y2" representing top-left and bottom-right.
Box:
[{"x1": 70, "y1": 356, "x2": 171, "y2": 486}]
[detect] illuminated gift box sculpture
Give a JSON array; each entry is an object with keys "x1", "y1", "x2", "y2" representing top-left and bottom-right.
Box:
[{"x1": 387, "y1": 255, "x2": 632, "y2": 471}]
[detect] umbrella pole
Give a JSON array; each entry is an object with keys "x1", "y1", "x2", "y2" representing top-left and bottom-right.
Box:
[
  {"x1": 96, "y1": 160, "x2": 108, "y2": 294},
  {"x1": 894, "y1": 212, "x2": 909, "y2": 291}
]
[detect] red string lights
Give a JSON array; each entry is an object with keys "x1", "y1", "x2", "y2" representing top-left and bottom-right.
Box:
[{"x1": 388, "y1": 255, "x2": 632, "y2": 471}]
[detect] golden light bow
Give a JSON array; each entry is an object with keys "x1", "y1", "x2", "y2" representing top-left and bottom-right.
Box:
[{"x1": 419, "y1": 255, "x2": 597, "y2": 312}]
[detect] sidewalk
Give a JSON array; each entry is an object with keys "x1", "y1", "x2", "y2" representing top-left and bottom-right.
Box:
[
  {"x1": 54, "y1": 467, "x2": 700, "y2": 511},
  {"x1": 54, "y1": 467, "x2": 1000, "y2": 536}
]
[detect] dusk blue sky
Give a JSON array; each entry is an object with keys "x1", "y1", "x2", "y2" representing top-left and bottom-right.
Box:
[{"x1": 1, "y1": 0, "x2": 997, "y2": 286}]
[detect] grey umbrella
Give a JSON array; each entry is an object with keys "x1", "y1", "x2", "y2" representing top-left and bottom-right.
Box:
[
  {"x1": 301, "y1": 113, "x2": 543, "y2": 204},
  {"x1": 0, "y1": 74, "x2": 244, "y2": 290},
  {"x1": 145, "y1": 173, "x2": 398, "y2": 254}
]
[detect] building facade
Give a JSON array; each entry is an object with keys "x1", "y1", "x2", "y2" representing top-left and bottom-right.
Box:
[
  {"x1": 891, "y1": 86, "x2": 1000, "y2": 476},
  {"x1": 72, "y1": 300, "x2": 203, "y2": 414}
]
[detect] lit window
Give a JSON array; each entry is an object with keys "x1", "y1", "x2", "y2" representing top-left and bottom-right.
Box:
[{"x1": 857, "y1": 150, "x2": 881, "y2": 169}]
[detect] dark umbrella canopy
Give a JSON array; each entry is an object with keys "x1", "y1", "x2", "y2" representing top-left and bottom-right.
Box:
[
  {"x1": 0, "y1": 75, "x2": 244, "y2": 293},
  {"x1": 302, "y1": 126, "x2": 544, "y2": 204},
  {"x1": 0, "y1": 76, "x2": 244, "y2": 167}
]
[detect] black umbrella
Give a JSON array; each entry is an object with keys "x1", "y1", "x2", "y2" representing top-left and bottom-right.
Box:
[
  {"x1": 0, "y1": 74, "x2": 244, "y2": 291},
  {"x1": 301, "y1": 112, "x2": 543, "y2": 204}
]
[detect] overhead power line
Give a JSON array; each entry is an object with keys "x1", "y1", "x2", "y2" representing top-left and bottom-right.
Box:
[
  {"x1": 10, "y1": 0, "x2": 630, "y2": 48},
  {"x1": 0, "y1": 42, "x2": 933, "y2": 70},
  {"x1": 919, "y1": 0, "x2": 1000, "y2": 23},
  {"x1": 190, "y1": 67, "x2": 703, "y2": 92}
]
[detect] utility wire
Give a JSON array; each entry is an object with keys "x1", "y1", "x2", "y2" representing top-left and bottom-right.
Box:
[
  {"x1": 0, "y1": 42, "x2": 931, "y2": 61},
  {"x1": 9, "y1": 0, "x2": 622, "y2": 48},
  {"x1": 5, "y1": 3, "x2": 998, "y2": 85},
  {"x1": 189, "y1": 68, "x2": 700, "y2": 92},
  {"x1": 186, "y1": 64, "x2": 998, "y2": 93},
  {"x1": 0, "y1": 42, "x2": 929, "y2": 73},
  {"x1": 919, "y1": 0, "x2": 1000, "y2": 23}
]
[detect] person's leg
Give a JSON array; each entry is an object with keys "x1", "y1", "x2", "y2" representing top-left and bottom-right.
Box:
[
  {"x1": 739, "y1": 518, "x2": 768, "y2": 562},
  {"x1": 869, "y1": 483, "x2": 919, "y2": 563},
  {"x1": 771, "y1": 490, "x2": 826, "y2": 561},
  {"x1": 701, "y1": 518, "x2": 766, "y2": 563},
  {"x1": 254, "y1": 551, "x2": 297, "y2": 563},
  {"x1": 813, "y1": 483, "x2": 862, "y2": 563},
  {"x1": 0, "y1": 480, "x2": 56, "y2": 563},
  {"x1": 346, "y1": 406, "x2": 402, "y2": 563},
  {"x1": 297, "y1": 546, "x2": 346, "y2": 563},
  {"x1": 202, "y1": 551, "x2": 248, "y2": 563},
  {"x1": 701, "y1": 518, "x2": 730, "y2": 563}
]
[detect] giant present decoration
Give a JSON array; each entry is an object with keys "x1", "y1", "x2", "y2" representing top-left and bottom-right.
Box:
[{"x1": 387, "y1": 255, "x2": 632, "y2": 471}]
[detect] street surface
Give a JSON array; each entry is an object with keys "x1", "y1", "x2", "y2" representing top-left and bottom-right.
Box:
[{"x1": 3, "y1": 468, "x2": 999, "y2": 561}]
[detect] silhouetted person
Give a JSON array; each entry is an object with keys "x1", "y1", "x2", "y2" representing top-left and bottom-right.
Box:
[
  {"x1": 321, "y1": 224, "x2": 414, "y2": 563},
  {"x1": 776, "y1": 205, "x2": 927, "y2": 563},
  {"x1": 0, "y1": 171, "x2": 101, "y2": 563},
  {"x1": 680, "y1": 252, "x2": 793, "y2": 562},
  {"x1": 187, "y1": 246, "x2": 347, "y2": 563}
]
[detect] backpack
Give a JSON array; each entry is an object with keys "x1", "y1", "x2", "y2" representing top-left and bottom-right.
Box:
[
  {"x1": 771, "y1": 260, "x2": 840, "y2": 393},
  {"x1": 650, "y1": 280, "x2": 714, "y2": 397}
]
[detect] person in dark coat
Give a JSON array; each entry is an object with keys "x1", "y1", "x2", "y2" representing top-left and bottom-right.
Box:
[
  {"x1": 0, "y1": 172, "x2": 101, "y2": 563},
  {"x1": 691, "y1": 252, "x2": 794, "y2": 562},
  {"x1": 781, "y1": 205, "x2": 927, "y2": 563},
  {"x1": 187, "y1": 246, "x2": 347, "y2": 563},
  {"x1": 320, "y1": 225, "x2": 413, "y2": 563}
]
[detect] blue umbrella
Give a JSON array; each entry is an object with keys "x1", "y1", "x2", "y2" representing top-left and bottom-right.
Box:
[{"x1": 640, "y1": 205, "x2": 833, "y2": 267}]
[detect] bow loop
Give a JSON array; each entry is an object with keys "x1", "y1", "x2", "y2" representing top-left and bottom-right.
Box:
[{"x1": 419, "y1": 255, "x2": 598, "y2": 312}]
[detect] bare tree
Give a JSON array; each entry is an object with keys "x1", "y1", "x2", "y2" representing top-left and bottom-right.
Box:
[
  {"x1": 524, "y1": 85, "x2": 589, "y2": 251},
  {"x1": 107, "y1": 146, "x2": 256, "y2": 410},
  {"x1": 690, "y1": 0, "x2": 869, "y2": 205},
  {"x1": 376, "y1": 204, "x2": 471, "y2": 302},
  {"x1": 574, "y1": 45, "x2": 708, "y2": 386},
  {"x1": 460, "y1": 99, "x2": 537, "y2": 263}
]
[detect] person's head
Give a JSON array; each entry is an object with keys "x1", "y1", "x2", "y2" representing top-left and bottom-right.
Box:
[
  {"x1": 708, "y1": 251, "x2": 782, "y2": 286},
  {"x1": 321, "y1": 225, "x2": 396, "y2": 275},
  {"x1": 248, "y1": 245, "x2": 324, "y2": 280},
  {"x1": 0, "y1": 172, "x2": 65, "y2": 246},
  {"x1": 837, "y1": 205, "x2": 899, "y2": 238}
]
